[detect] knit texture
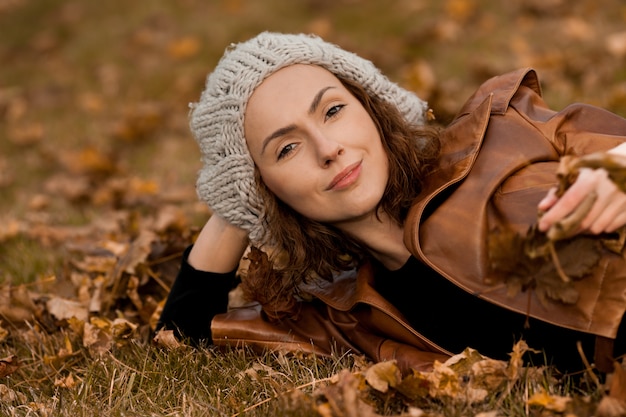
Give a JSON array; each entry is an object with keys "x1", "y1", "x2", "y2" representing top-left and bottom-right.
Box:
[{"x1": 190, "y1": 32, "x2": 428, "y2": 244}]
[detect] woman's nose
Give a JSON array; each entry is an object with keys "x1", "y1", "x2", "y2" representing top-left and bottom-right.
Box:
[{"x1": 313, "y1": 132, "x2": 343, "y2": 167}]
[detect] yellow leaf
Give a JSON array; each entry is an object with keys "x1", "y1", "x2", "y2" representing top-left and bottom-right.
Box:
[
  {"x1": 528, "y1": 390, "x2": 571, "y2": 412},
  {"x1": 364, "y1": 360, "x2": 401, "y2": 393},
  {"x1": 54, "y1": 373, "x2": 77, "y2": 389},
  {"x1": 110, "y1": 318, "x2": 137, "y2": 343}
]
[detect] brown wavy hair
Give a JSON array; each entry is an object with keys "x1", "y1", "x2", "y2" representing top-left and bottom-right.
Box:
[{"x1": 241, "y1": 76, "x2": 441, "y2": 319}]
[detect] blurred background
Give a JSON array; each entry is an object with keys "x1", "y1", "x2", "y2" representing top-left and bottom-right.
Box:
[{"x1": 2, "y1": 0, "x2": 626, "y2": 285}]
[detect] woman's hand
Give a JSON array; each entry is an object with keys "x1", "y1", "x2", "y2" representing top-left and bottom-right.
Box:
[
  {"x1": 538, "y1": 143, "x2": 626, "y2": 237},
  {"x1": 187, "y1": 215, "x2": 250, "y2": 273}
]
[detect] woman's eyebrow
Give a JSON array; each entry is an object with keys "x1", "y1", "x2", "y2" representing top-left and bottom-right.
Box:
[
  {"x1": 261, "y1": 86, "x2": 337, "y2": 155},
  {"x1": 261, "y1": 124, "x2": 297, "y2": 155},
  {"x1": 308, "y1": 86, "x2": 336, "y2": 115}
]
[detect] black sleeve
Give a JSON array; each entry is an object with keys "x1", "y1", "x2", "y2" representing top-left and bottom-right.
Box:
[{"x1": 156, "y1": 245, "x2": 239, "y2": 344}]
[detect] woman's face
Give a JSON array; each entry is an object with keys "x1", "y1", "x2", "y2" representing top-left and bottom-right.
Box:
[{"x1": 244, "y1": 64, "x2": 389, "y2": 228}]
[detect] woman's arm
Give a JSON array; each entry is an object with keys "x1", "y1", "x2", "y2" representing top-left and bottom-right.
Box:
[
  {"x1": 187, "y1": 214, "x2": 249, "y2": 272},
  {"x1": 156, "y1": 215, "x2": 249, "y2": 343},
  {"x1": 538, "y1": 143, "x2": 626, "y2": 235}
]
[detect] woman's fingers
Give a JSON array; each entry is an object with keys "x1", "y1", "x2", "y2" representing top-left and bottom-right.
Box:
[{"x1": 538, "y1": 168, "x2": 626, "y2": 236}]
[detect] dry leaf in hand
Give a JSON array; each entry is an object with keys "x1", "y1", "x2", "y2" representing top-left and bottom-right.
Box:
[
  {"x1": 488, "y1": 227, "x2": 600, "y2": 305},
  {"x1": 488, "y1": 151, "x2": 626, "y2": 306},
  {"x1": 574, "y1": 152, "x2": 626, "y2": 193}
]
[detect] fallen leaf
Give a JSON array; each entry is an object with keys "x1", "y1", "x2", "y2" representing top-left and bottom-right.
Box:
[
  {"x1": 314, "y1": 369, "x2": 381, "y2": 417},
  {"x1": 608, "y1": 362, "x2": 626, "y2": 401},
  {"x1": 83, "y1": 319, "x2": 112, "y2": 356},
  {"x1": 527, "y1": 389, "x2": 571, "y2": 412},
  {"x1": 54, "y1": 373, "x2": 77, "y2": 389},
  {"x1": 153, "y1": 329, "x2": 183, "y2": 350},
  {"x1": 167, "y1": 36, "x2": 201, "y2": 60},
  {"x1": 364, "y1": 360, "x2": 401, "y2": 393},
  {"x1": 110, "y1": 318, "x2": 137, "y2": 345},
  {"x1": 111, "y1": 103, "x2": 165, "y2": 142},
  {"x1": 46, "y1": 296, "x2": 88, "y2": 322},
  {"x1": 597, "y1": 396, "x2": 626, "y2": 417},
  {"x1": 0, "y1": 322, "x2": 8, "y2": 343},
  {"x1": 0, "y1": 384, "x2": 26, "y2": 403},
  {"x1": 0, "y1": 356, "x2": 20, "y2": 378}
]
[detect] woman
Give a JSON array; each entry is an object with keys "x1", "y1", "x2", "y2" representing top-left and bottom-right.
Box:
[{"x1": 158, "y1": 32, "x2": 626, "y2": 373}]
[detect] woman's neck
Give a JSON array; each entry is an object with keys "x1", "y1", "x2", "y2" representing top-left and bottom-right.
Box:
[{"x1": 338, "y1": 211, "x2": 410, "y2": 270}]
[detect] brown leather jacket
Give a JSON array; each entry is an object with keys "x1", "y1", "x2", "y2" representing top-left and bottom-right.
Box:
[{"x1": 212, "y1": 68, "x2": 626, "y2": 372}]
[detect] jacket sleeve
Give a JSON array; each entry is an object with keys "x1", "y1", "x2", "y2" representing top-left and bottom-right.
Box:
[
  {"x1": 157, "y1": 245, "x2": 239, "y2": 344},
  {"x1": 211, "y1": 301, "x2": 450, "y2": 373},
  {"x1": 511, "y1": 83, "x2": 626, "y2": 156}
]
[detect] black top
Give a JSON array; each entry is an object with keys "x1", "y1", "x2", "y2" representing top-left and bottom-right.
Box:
[
  {"x1": 157, "y1": 246, "x2": 239, "y2": 344},
  {"x1": 158, "y1": 246, "x2": 604, "y2": 371},
  {"x1": 372, "y1": 255, "x2": 597, "y2": 371}
]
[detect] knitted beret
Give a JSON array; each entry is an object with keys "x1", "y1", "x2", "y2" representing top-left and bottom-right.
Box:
[{"x1": 190, "y1": 32, "x2": 428, "y2": 244}]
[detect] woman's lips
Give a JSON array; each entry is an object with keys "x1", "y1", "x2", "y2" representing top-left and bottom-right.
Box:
[{"x1": 326, "y1": 161, "x2": 362, "y2": 191}]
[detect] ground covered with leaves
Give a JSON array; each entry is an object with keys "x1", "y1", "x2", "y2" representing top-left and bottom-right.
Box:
[{"x1": 3, "y1": 0, "x2": 626, "y2": 415}]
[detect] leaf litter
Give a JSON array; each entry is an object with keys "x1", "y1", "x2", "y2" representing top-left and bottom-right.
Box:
[
  {"x1": 0, "y1": 135, "x2": 625, "y2": 416},
  {"x1": 3, "y1": 1, "x2": 626, "y2": 415}
]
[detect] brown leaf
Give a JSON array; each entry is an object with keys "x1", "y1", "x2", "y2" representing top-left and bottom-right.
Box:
[
  {"x1": 547, "y1": 191, "x2": 596, "y2": 241},
  {"x1": 315, "y1": 369, "x2": 381, "y2": 417},
  {"x1": 103, "y1": 229, "x2": 157, "y2": 312},
  {"x1": 0, "y1": 284, "x2": 41, "y2": 324},
  {"x1": 0, "y1": 356, "x2": 20, "y2": 378},
  {"x1": 54, "y1": 373, "x2": 77, "y2": 389},
  {"x1": 0, "y1": 384, "x2": 26, "y2": 403},
  {"x1": 59, "y1": 147, "x2": 118, "y2": 178},
  {"x1": 111, "y1": 103, "x2": 165, "y2": 142},
  {"x1": 110, "y1": 318, "x2": 137, "y2": 345},
  {"x1": 83, "y1": 318, "x2": 112, "y2": 356},
  {"x1": 575, "y1": 151, "x2": 626, "y2": 194}
]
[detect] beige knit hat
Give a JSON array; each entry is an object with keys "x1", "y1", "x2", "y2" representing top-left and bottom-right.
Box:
[{"x1": 190, "y1": 32, "x2": 428, "y2": 243}]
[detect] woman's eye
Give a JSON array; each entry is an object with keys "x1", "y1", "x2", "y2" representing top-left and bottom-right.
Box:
[
  {"x1": 277, "y1": 143, "x2": 296, "y2": 160},
  {"x1": 325, "y1": 104, "x2": 345, "y2": 120}
]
